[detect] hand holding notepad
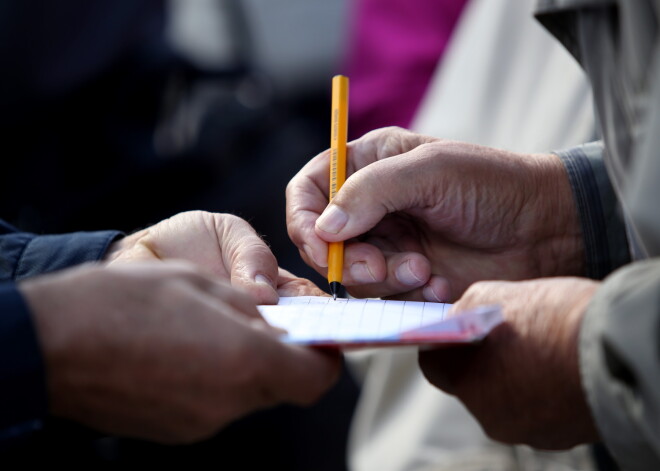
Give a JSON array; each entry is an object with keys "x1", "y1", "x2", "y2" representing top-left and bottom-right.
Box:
[{"x1": 258, "y1": 296, "x2": 502, "y2": 348}]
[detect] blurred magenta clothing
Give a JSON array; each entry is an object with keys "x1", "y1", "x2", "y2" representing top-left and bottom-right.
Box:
[{"x1": 343, "y1": 0, "x2": 469, "y2": 139}]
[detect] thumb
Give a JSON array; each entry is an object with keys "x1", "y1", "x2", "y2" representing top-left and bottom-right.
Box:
[
  {"x1": 315, "y1": 151, "x2": 425, "y2": 241},
  {"x1": 219, "y1": 215, "x2": 280, "y2": 305}
]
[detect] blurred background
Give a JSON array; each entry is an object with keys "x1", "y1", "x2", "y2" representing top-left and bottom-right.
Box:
[
  {"x1": 0, "y1": 0, "x2": 359, "y2": 468},
  {"x1": 0, "y1": 0, "x2": 348, "y2": 285}
]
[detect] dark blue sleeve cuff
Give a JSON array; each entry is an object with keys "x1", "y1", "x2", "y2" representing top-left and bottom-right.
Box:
[
  {"x1": 0, "y1": 228, "x2": 121, "y2": 282},
  {"x1": 0, "y1": 223, "x2": 122, "y2": 443},
  {"x1": 0, "y1": 283, "x2": 46, "y2": 438},
  {"x1": 555, "y1": 142, "x2": 631, "y2": 279},
  {"x1": 16, "y1": 230, "x2": 122, "y2": 281}
]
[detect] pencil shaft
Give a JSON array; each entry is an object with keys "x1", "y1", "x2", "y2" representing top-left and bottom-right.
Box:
[
  {"x1": 328, "y1": 75, "x2": 349, "y2": 292},
  {"x1": 329, "y1": 75, "x2": 348, "y2": 202}
]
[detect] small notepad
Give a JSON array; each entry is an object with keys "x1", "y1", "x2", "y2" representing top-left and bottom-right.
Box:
[{"x1": 258, "y1": 296, "x2": 502, "y2": 348}]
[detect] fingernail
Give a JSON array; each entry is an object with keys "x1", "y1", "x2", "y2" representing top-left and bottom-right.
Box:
[
  {"x1": 395, "y1": 260, "x2": 423, "y2": 286},
  {"x1": 350, "y1": 262, "x2": 377, "y2": 283},
  {"x1": 316, "y1": 205, "x2": 348, "y2": 234},
  {"x1": 423, "y1": 284, "x2": 442, "y2": 303},
  {"x1": 255, "y1": 274, "x2": 274, "y2": 287}
]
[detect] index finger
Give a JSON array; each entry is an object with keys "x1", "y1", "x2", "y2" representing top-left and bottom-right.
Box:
[
  {"x1": 347, "y1": 126, "x2": 437, "y2": 171},
  {"x1": 286, "y1": 149, "x2": 334, "y2": 268}
]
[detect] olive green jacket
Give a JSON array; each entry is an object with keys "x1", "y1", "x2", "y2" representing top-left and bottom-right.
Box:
[{"x1": 538, "y1": 1, "x2": 660, "y2": 469}]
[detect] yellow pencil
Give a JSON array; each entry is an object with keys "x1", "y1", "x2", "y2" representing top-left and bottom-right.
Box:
[{"x1": 328, "y1": 75, "x2": 349, "y2": 300}]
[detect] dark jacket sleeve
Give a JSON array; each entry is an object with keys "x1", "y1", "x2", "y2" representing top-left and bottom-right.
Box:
[
  {"x1": 0, "y1": 219, "x2": 121, "y2": 439},
  {"x1": 554, "y1": 141, "x2": 631, "y2": 279}
]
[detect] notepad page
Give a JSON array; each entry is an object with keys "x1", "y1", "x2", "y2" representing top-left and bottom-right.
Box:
[{"x1": 258, "y1": 296, "x2": 451, "y2": 343}]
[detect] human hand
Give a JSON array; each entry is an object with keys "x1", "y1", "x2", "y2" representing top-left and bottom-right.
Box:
[
  {"x1": 105, "y1": 211, "x2": 280, "y2": 304},
  {"x1": 276, "y1": 267, "x2": 328, "y2": 298},
  {"x1": 418, "y1": 277, "x2": 600, "y2": 449},
  {"x1": 19, "y1": 261, "x2": 340, "y2": 444},
  {"x1": 286, "y1": 127, "x2": 584, "y2": 302}
]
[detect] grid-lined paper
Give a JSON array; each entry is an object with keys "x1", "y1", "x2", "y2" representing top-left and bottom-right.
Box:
[{"x1": 258, "y1": 297, "x2": 502, "y2": 347}]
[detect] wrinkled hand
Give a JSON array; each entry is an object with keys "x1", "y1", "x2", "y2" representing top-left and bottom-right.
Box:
[
  {"x1": 286, "y1": 127, "x2": 584, "y2": 302},
  {"x1": 106, "y1": 211, "x2": 281, "y2": 304},
  {"x1": 20, "y1": 261, "x2": 340, "y2": 444},
  {"x1": 276, "y1": 267, "x2": 328, "y2": 298},
  {"x1": 419, "y1": 277, "x2": 600, "y2": 449}
]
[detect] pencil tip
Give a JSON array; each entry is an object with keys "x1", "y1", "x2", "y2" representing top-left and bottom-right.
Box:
[{"x1": 329, "y1": 281, "x2": 342, "y2": 300}]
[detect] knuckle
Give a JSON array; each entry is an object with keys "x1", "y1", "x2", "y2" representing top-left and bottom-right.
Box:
[
  {"x1": 210, "y1": 213, "x2": 245, "y2": 239},
  {"x1": 285, "y1": 176, "x2": 298, "y2": 198},
  {"x1": 231, "y1": 242, "x2": 277, "y2": 277},
  {"x1": 213, "y1": 212, "x2": 244, "y2": 228},
  {"x1": 364, "y1": 125, "x2": 403, "y2": 141},
  {"x1": 244, "y1": 239, "x2": 274, "y2": 258}
]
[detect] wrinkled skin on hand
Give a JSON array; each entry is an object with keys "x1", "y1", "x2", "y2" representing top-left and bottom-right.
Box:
[
  {"x1": 20, "y1": 210, "x2": 340, "y2": 443},
  {"x1": 419, "y1": 277, "x2": 600, "y2": 449},
  {"x1": 286, "y1": 127, "x2": 584, "y2": 302},
  {"x1": 21, "y1": 262, "x2": 340, "y2": 444},
  {"x1": 105, "y1": 210, "x2": 282, "y2": 304},
  {"x1": 106, "y1": 210, "x2": 328, "y2": 302}
]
